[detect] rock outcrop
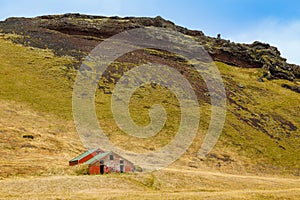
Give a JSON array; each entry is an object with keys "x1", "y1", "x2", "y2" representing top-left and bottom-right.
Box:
[{"x1": 0, "y1": 13, "x2": 299, "y2": 83}]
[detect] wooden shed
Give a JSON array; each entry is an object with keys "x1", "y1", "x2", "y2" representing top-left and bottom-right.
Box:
[
  {"x1": 84, "y1": 151, "x2": 135, "y2": 174},
  {"x1": 69, "y1": 148, "x2": 104, "y2": 166}
]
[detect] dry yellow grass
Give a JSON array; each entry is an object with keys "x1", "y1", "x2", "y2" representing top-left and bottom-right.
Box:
[
  {"x1": 0, "y1": 168, "x2": 299, "y2": 199},
  {"x1": 0, "y1": 99, "x2": 84, "y2": 177}
]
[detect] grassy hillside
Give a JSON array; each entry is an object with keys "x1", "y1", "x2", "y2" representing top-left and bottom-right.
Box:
[
  {"x1": 0, "y1": 34, "x2": 75, "y2": 119},
  {"x1": 0, "y1": 33, "x2": 299, "y2": 176},
  {"x1": 0, "y1": 28, "x2": 300, "y2": 199},
  {"x1": 0, "y1": 31, "x2": 299, "y2": 199},
  {"x1": 0, "y1": 34, "x2": 86, "y2": 177}
]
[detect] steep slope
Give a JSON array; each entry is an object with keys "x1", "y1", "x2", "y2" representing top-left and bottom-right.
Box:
[
  {"x1": 0, "y1": 14, "x2": 299, "y2": 180},
  {"x1": 0, "y1": 13, "x2": 299, "y2": 82},
  {"x1": 0, "y1": 35, "x2": 85, "y2": 177}
]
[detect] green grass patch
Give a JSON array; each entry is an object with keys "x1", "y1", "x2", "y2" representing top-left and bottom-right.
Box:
[{"x1": 0, "y1": 36, "x2": 75, "y2": 119}]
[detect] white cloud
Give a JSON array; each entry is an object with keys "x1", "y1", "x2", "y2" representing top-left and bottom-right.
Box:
[{"x1": 227, "y1": 19, "x2": 300, "y2": 65}]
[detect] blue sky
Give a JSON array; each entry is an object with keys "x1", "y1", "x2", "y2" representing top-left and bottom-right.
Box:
[{"x1": 1, "y1": 0, "x2": 300, "y2": 64}]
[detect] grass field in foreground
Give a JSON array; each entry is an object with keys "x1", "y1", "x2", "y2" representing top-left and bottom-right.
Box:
[{"x1": 0, "y1": 168, "x2": 300, "y2": 199}]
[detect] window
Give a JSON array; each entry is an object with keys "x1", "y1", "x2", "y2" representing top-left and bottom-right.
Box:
[
  {"x1": 120, "y1": 160, "x2": 124, "y2": 164},
  {"x1": 110, "y1": 154, "x2": 114, "y2": 160}
]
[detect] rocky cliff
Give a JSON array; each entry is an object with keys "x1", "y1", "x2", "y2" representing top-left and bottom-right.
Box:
[{"x1": 0, "y1": 13, "x2": 299, "y2": 90}]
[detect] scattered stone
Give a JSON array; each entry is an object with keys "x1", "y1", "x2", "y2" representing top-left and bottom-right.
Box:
[
  {"x1": 257, "y1": 77, "x2": 264, "y2": 82},
  {"x1": 204, "y1": 92, "x2": 210, "y2": 97},
  {"x1": 278, "y1": 145, "x2": 286, "y2": 150},
  {"x1": 134, "y1": 166, "x2": 143, "y2": 172},
  {"x1": 104, "y1": 89, "x2": 112, "y2": 94},
  {"x1": 23, "y1": 135, "x2": 34, "y2": 139},
  {"x1": 238, "y1": 83, "x2": 244, "y2": 88}
]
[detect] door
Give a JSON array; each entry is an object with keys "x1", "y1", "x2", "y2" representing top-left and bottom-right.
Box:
[
  {"x1": 100, "y1": 160, "x2": 105, "y2": 174},
  {"x1": 120, "y1": 165, "x2": 124, "y2": 173},
  {"x1": 120, "y1": 160, "x2": 124, "y2": 173}
]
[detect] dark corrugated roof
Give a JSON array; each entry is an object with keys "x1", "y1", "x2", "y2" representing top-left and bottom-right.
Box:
[{"x1": 69, "y1": 148, "x2": 98, "y2": 162}]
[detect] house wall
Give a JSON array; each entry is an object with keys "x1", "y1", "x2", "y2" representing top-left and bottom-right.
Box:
[
  {"x1": 89, "y1": 164, "x2": 100, "y2": 175},
  {"x1": 89, "y1": 152, "x2": 134, "y2": 174}
]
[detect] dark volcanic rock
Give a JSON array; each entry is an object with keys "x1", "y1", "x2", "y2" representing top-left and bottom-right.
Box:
[
  {"x1": 282, "y1": 84, "x2": 300, "y2": 93},
  {"x1": 0, "y1": 13, "x2": 299, "y2": 81},
  {"x1": 209, "y1": 39, "x2": 298, "y2": 81}
]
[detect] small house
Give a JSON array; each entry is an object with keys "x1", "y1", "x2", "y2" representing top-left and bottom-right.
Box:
[
  {"x1": 85, "y1": 151, "x2": 135, "y2": 174},
  {"x1": 69, "y1": 148, "x2": 104, "y2": 166},
  {"x1": 69, "y1": 149, "x2": 135, "y2": 174}
]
